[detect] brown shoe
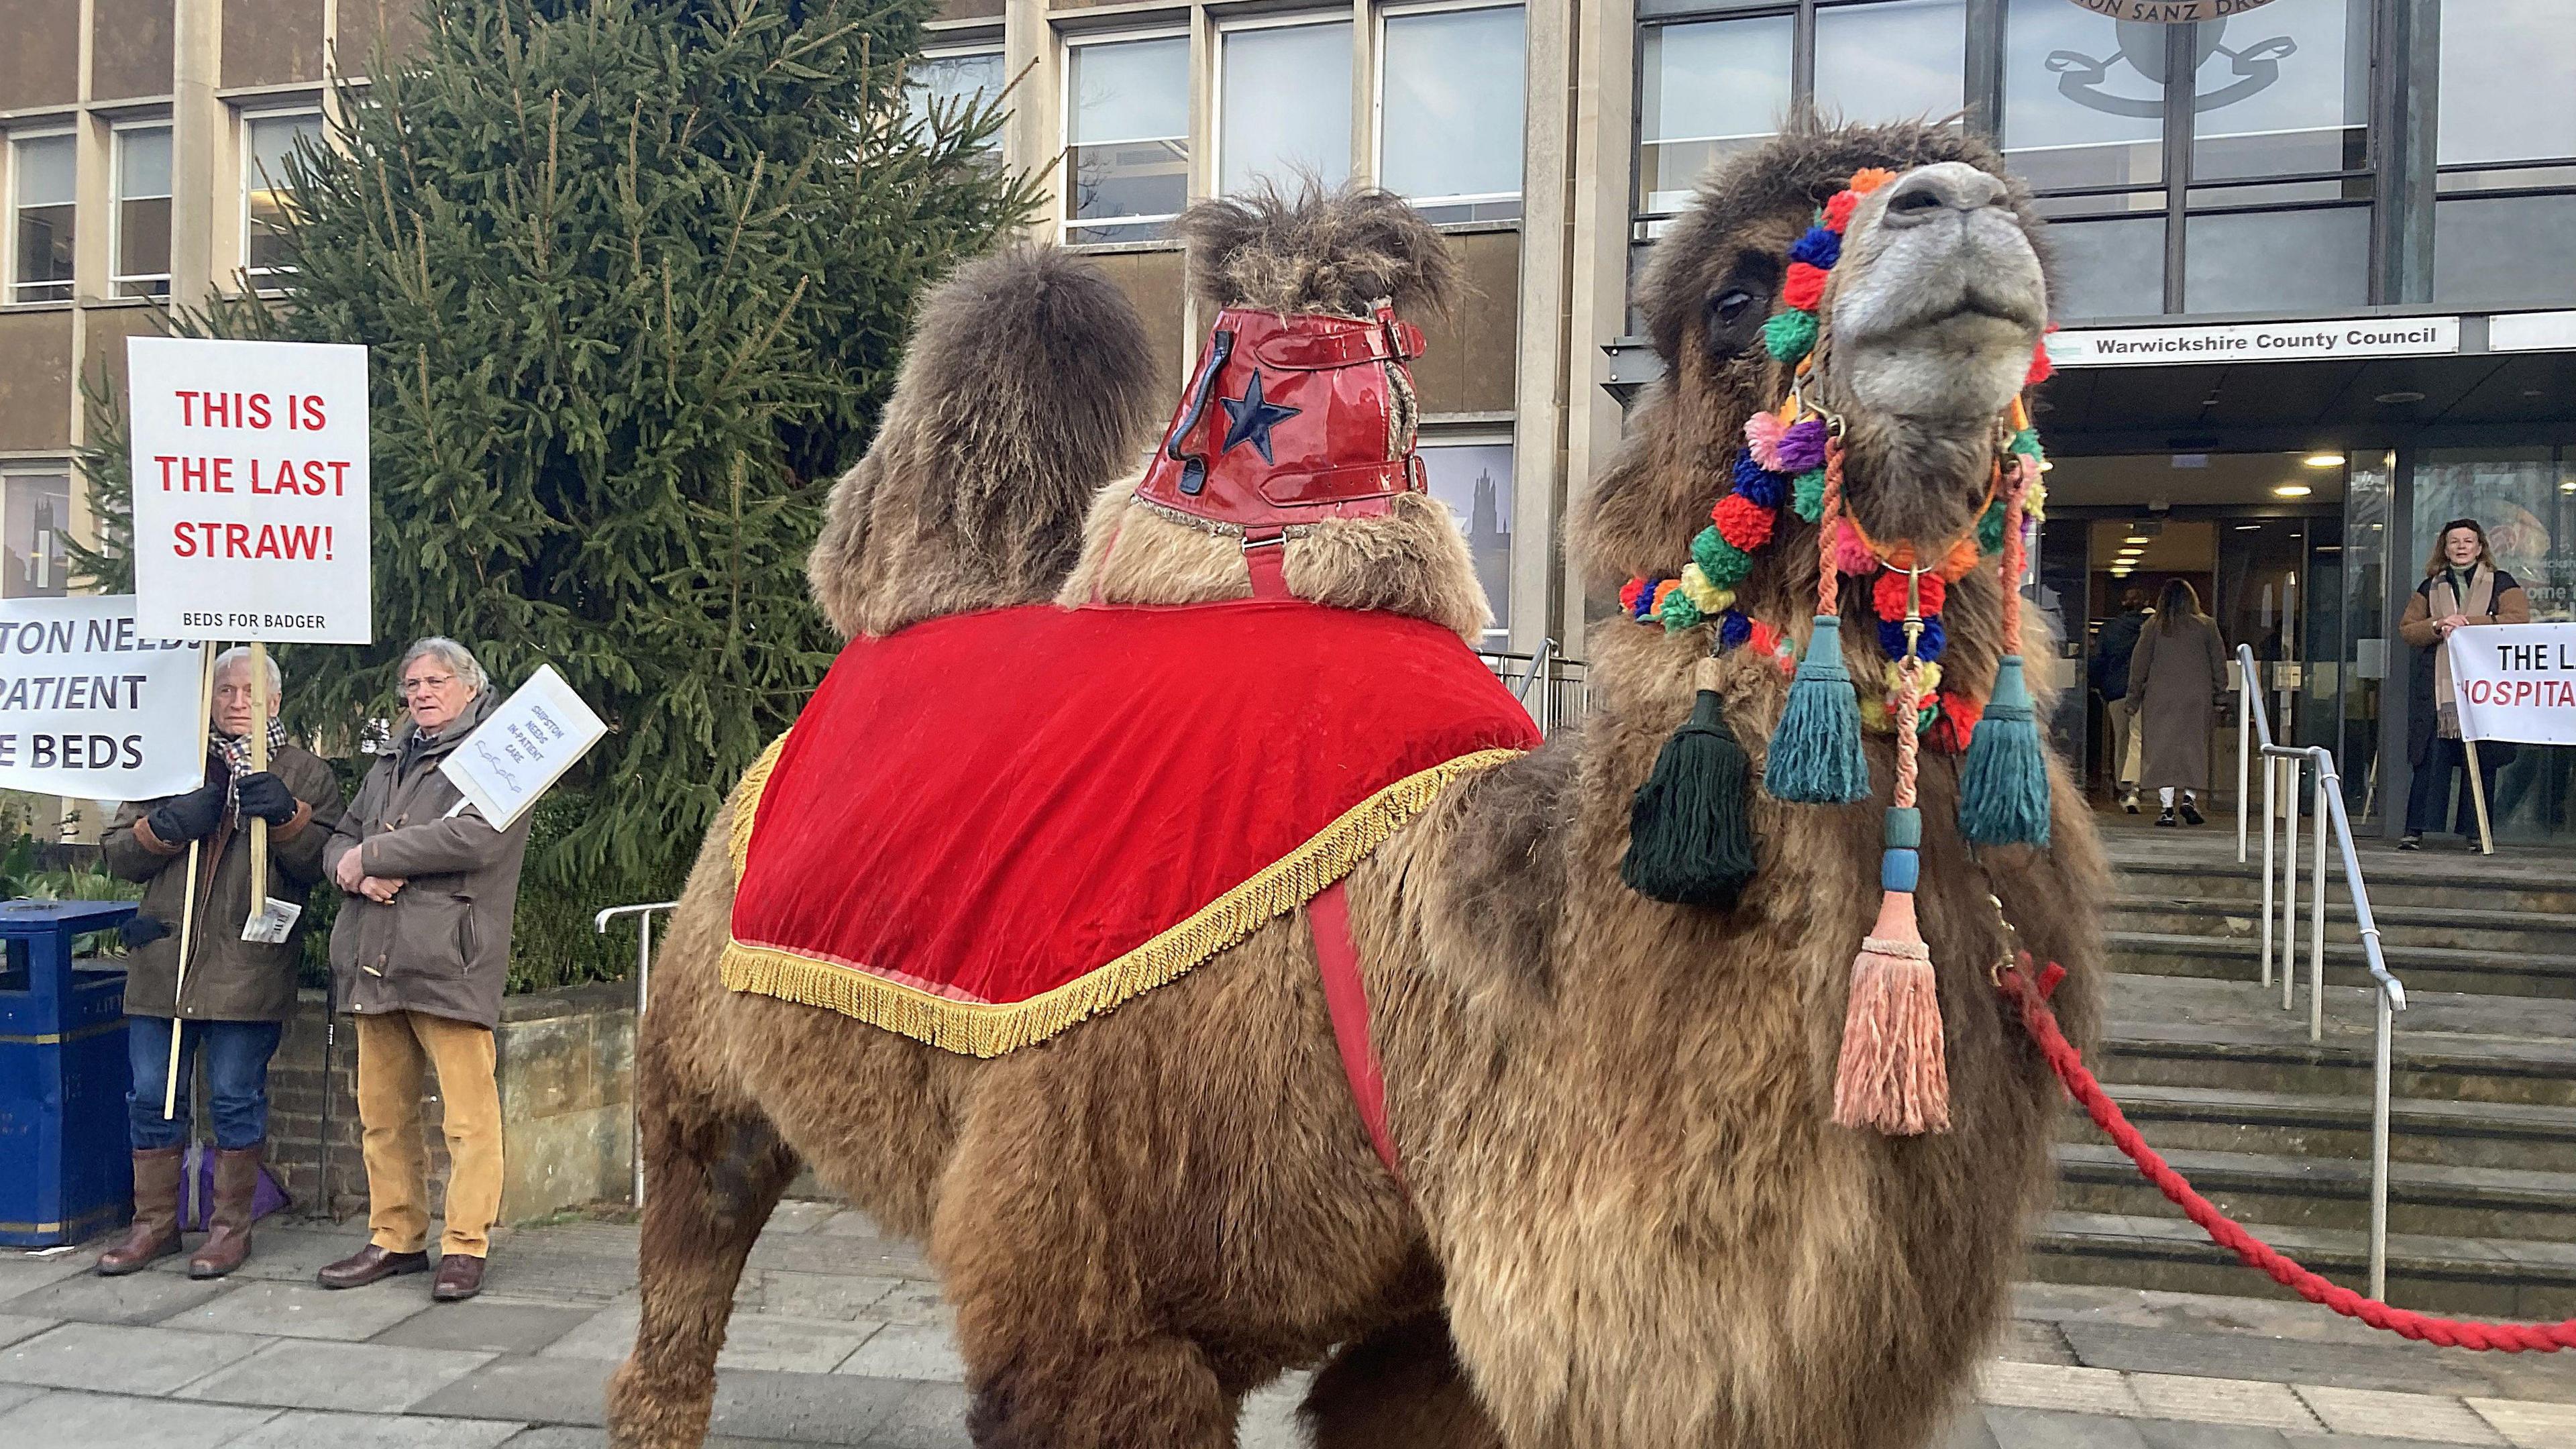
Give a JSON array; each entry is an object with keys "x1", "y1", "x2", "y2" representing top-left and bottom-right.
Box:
[
  {"x1": 431, "y1": 1253, "x2": 484, "y2": 1301},
  {"x1": 317, "y1": 1243, "x2": 431, "y2": 1289},
  {"x1": 188, "y1": 1144, "x2": 264, "y2": 1279},
  {"x1": 97, "y1": 1146, "x2": 186, "y2": 1276}
]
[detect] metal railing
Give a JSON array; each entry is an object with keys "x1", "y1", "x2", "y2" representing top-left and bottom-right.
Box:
[
  {"x1": 596, "y1": 900, "x2": 680, "y2": 1208},
  {"x1": 1479, "y1": 643, "x2": 1590, "y2": 735},
  {"x1": 2234, "y1": 643, "x2": 2406, "y2": 1297}
]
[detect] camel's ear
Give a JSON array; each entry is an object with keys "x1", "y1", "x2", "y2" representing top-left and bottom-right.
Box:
[
  {"x1": 1181, "y1": 184, "x2": 1459, "y2": 320},
  {"x1": 807, "y1": 246, "x2": 1161, "y2": 639}
]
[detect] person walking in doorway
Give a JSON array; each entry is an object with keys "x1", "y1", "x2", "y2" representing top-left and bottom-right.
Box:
[
  {"x1": 2400, "y1": 518, "x2": 2530, "y2": 850},
  {"x1": 2093, "y1": 584, "x2": 2154, "y2": 812},
  {"x1": 2128, "y1": 579, "x2": 2229, "y2": 828},
  {"x1": 315, "y1": 638, "x2": 532, "y2": 1303}
]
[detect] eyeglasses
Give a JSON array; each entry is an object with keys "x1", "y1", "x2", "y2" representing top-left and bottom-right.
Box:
[{"x1": 400, "y1": 673, "x2": 458, "y2": 696}]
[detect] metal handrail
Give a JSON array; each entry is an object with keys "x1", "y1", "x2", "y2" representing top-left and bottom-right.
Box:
[
  {"x1": 2233, "y1": 643, "x2": 2405, "y2": 1298},
  {"x1": 1515, "y1": 637, "x2": 1556, "y2": 705},
  {"x1": 597, "y1": 900, "x2": 680, "y2": 1208}
]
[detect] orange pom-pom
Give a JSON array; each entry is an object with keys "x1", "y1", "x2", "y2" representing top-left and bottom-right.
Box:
[
  {"x1": 1782, "y1": 262, "x2": 1829, "y2": 312},
  {"x1": 1939, "y1": 537, "x2": 1982, "y2": 581},
  {"x1": 1847, "y1": 167, "x2": 1899, "y2": 196}
]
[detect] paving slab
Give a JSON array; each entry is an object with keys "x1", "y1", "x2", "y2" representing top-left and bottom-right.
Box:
[
  {"x1": 2128, "y1": 1420, "x2": 2291, "y2": 1449},
  {"x1": 223, "y1": 1407, "x2": 531, "y2": 1448},
  {"x1": 0, "y1": 1265, "x2": 230, "y2": 1325},
  {"x1": 0, "y1": 1381, "x2": 43, "y2": 1415},
  {"x1": 178, "y1": 1337, "x2": 496, "y2": 1413},
  {"x1": 373, "y1": 1301, "x2": 595, "y2": 1356},
  {"x1": 538, "y1": 1301, "x2": 641, "y2": 1362},
  {"x1": 2127, "y1": 1372, "x2": 2320, "y2": 1432},
  {"x1": 2470, "y1": 1397, "x2": 2576, "y2": 1449},
  {"x1": 717, "y1": 1317, "x2": 880, "y2": 1375},
  {"x1": 497, "y1": 1430, "x2": 606, "y2": 1449},
  {"x1": 2297, "y1": 1385, "x2": 2508, "y2": 1445},
  {"x1": 163, "y1": 1279, "x2": 435, "y2": 1341},
  {"x1": 2059, "y1": 1322, "x2": 2507, "y2": 1399},
  {"x1": 0, "y1": 1385, "x2": 280, "y2": 1448},
  {"x1": 763, "y1": 1201, "x2": 843, "y2": 1236},
  {"x1": 703, "y1": 1364, "x2": 916, "y2": 1445},
  {"x1": 0, "y1": 1312, "x2": 56, "y2": 1348},
  {"x1": 0, "y1": 1319, "x2": 266, "y2": 1393},
  {"x1": 1986, "y1": 1405, "x2": 2157, "y2": 1449},
  {"x1": 171, "y1": 1226, "x2": 383, "y2": 1285},
  {"x1": 861, "y1": 1281, "x2": 951, "y2": 1329},
  {"x1": 411, "y1": 1354, "x2": 614, "y2": 1426},
  {"x1": 0, "y1": 1250, "x2": 95, "y2": 1301},
  {"x1": 751, "y1": 1270, "x2": 901, "y2": 1322},
  {"x1": 835, "y1": 1324, "x2": 963, "y2": 1383},
  {"x1": 856, "y1": 1381, "x2": 974, "y2": 1449},
  {"x1": 1978, "y1": 1360, "x2": 2144, "y2": 1417}
]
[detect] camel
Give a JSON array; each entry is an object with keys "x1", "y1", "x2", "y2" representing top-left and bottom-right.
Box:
[{"x1": 608, "y1": 121, "x2": 2106, "y2": 1449}]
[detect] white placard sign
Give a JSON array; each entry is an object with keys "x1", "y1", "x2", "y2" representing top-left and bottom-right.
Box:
[
  {"x1": 2447, "y1": 625, "x2": 2576, "y2": 747},
  {"x1": 2046, "y1": 317, "x2": 2459, "y2": 369},
  {"x1": 439, "y1": 665, "x2": 608, "y2": 831},
  {"x1": 127, "y1": 337, "x2": 373, "y2": 643},
  {"x1": 0, "y1": 596, "x2": 205, "y2": 800}
]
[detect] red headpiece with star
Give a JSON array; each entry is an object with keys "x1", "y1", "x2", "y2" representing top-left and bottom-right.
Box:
[{"x1": 1133, "y1": 305, "x2": 1430, "y2": 533}]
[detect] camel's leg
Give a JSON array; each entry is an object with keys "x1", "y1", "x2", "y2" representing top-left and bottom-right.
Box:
[
  {"x1": 1302, "y1": 1313, "x2": 1507, "y2": 1449},
  {"x1": 960, "y1": 1327, "x2": 1237, "y2": 1449}
]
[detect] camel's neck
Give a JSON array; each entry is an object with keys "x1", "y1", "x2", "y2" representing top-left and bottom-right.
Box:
[{"x1": 1833, "y1": 409, "x2": 2002, "y2": 561}]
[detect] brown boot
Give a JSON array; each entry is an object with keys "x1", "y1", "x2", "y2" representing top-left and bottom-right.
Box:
[
  {"x1": 187, "y1": 1144, "x2": 263, "y2": 1279},
  {"x1": 96, "y1": 1146, "x2": 185, "y2": 1275}
]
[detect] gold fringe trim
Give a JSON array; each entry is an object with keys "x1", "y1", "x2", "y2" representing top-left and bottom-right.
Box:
[
  {"x1": 720, "y1": 746, "x2": 1526, "y2": 1057},
  {"x1": 728, "y1": 731, "x2": 792, "y2": 877}
]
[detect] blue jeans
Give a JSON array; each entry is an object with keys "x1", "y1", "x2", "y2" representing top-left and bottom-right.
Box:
[{"x1": 125, "y1": 1016, "x2": 284, "y2": 1151}]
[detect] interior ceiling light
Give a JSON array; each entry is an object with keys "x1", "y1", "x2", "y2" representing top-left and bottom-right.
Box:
[
  {"x1": 2237, "y1": 523, "x2": 2263, "y2": 531},
  {"x1": 2124, "y1": 534, "x2": 2150, "y2": 544},
  {"x1": 2273, "y1": 484, "x2": 2313, "y2": 498},
  {"x1": 2374, "y1": 390, "x2": 2426, "y2": 405},
  {"x1": 2561, "y1": 480, "x2": 2576, "y2": 493},
  {"x1": 2304, "y1": 453, "x2": 2345, "y2": 468}
]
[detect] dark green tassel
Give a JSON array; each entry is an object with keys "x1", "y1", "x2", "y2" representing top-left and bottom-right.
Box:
[
  {"x1": 1960, "y1": 654, "x2": 2051, "y2": 847},
  {"x1": 1623, "y1": 687, "x2": 1760, "y2": 908},
  {"x1": 1764, "y1": 614, "x2": 1871, "y2": 804}
]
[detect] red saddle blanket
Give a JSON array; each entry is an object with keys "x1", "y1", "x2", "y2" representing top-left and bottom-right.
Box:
[{"x1": 722, "y1": 599, "x2": 1540, "y2": 1056}]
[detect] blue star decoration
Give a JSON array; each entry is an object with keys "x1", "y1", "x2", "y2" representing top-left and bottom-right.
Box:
[{"x1": 1220, "y1": 368, "x2": 1301, "y2": 465}]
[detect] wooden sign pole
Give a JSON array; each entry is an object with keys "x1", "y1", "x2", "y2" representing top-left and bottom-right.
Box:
[
  {"x1": 2464, "y1": 738, "x2": 2496, "y2": 855},
  {"x1": 248, "y1": 642, "x2": 269, "y2": 909},
  {"x1": 164, "y1": 641, "x2": 216, "y2": 1120}
]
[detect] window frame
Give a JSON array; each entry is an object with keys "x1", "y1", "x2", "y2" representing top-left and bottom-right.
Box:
[
  {"x1": 7, "y1": 126, "x2": 79, "y2": 306},
  {"x1": 110, "y1": 119, "x2": 174, "y2": 300},
  {"x1": 240, "y1": 105, "x2": 326, "y2": 286},
  {"x1": 1372, "y1": 0, "x2": 1529, "y2": 220},
  {"x1": 1057, "y1": 25, "x2": 1193, "y2": 246},
  {"x1": 1212, "y1": 10, "x2": 1355, "y2": 201}
]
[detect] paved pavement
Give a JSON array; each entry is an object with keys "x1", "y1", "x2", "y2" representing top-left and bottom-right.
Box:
[{"x1": 9, "y1": 1203, "x2": 2576, "y2": 1448}]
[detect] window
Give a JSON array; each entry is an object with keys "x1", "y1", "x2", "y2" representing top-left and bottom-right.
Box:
[
  {"x1": 1378, "y1": 3, "x2": 1524, "y2": 223},
  {"x1": 1420, "y1": 438, "x2": 1512, "y2": 643},
  {"x1": 1636, "y1": 15, "x2": 1790, "y2": 218},
  {"x1": 113, "y1": 123, "x2": 172, "y2": 299},
  {"x1": 1, "y1": 470, "x2": 69, "y2": 598},
  {"x1": 9, "y1": 132, "x2": 75, "y2": 304},
  {"x1": 908, "y1": 47, "x2": 1006, "y2": 142},
  {"x1": 1220, "y1": 18, "x2": 1352, "y2": 195},
  {"x1": 2431, "y1": 0, "x2": 2576, "y2": 307},
  {"x1": 2002, "y1": 0, "x2": 2162, "y2": 195},
  {"x1": 1813, "y1": 0, "x2": 1965, "y2": 128},
  {"x1": 244, "y1": 110, "x2": 323, "y2": 278},
  {"x1": 1063, "y1": 34, "x2": 1189, "y2": 244}
]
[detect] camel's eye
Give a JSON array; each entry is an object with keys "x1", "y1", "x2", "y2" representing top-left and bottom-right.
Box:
[
  {"x1": 1714, "y1": 290, "x2": 1755, "y2": 323},
  {"x1": 1703, "y1": 278, "x2": 1773, "y2": 359}
]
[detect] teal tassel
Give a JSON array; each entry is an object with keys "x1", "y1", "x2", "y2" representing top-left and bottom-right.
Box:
[
  {"x1": 1623, "y1": 688, "x2": 1760, "y2": 908},
  {"x1": 1764, "y1": 615, "x2": 1871, "y2": 804},
  {"x1": 1960, "y1": 654, "x2": 2051, "y2": 847}
]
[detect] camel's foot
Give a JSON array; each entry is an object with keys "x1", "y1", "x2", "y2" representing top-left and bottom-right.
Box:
[
  {"x1": 963, "y1": 1330, "x2": 1236, "y2": 1449},
  {"x1": 1303, "y1": 1312, "x2": 1505, "y2": 1449},
  {"x1": 606, "y1": 1114, "x2": 801, "y2": 1449}
]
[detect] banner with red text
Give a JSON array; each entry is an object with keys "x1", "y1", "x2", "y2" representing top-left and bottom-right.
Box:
[
  {"x1": 127, "y1": 337, "x2": 373, "y2": 644},
  {"x1": 2447, "y1": 624, "x2": 2576, "y2": 746}
]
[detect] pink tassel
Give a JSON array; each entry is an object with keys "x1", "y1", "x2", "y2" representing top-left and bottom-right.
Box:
[{"x1": 1831, "y1": 890, "x2": 1951, "y2": 1135}]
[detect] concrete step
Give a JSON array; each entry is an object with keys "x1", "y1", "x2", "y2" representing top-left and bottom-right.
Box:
[
  {"x1": 2025, "y1": 1209, "x2": 2576, "y2": 1320},
  {"x1": 2107, "y1": 928, "x2": 2576, "y2": 1000},
  {"x1": 2068, "y1": 1081, "x2": 2576, "y2": 1173},
  {"x1": 2110, "y1": 895, "x2": 2576, "y2": 959},
  {"x1": 2052, "y1": 1140, "x2": 2576, "y2": 1241},
  {"x1": 2106, "y1": 841, "x2": 2576, "y2": 917}
]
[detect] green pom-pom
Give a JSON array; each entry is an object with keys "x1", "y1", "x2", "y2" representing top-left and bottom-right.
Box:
[
  {"x1": 1763, "y1": 309, "x2": 1819, "y2": 363},
  {"x1": 1660, "y1": 592, "x2": 1704, "y2": 631},
  {"x1": 1623, "y1": 690, "x2": 1761, "y2": 908},
  {"x1": 1790, "y1": 468, "x2": 1829, "y2": 523},
  {"x1": 1977, "y1": 500, "x2": 2008, "y2": 554},
  {"x1": 1960, "y1": 655, "x2": 2052, "y2": 847},
  {"x1": 2009, "y1": 427, "x2": 2043, "y2": 459},
  {"x1": 1692, "y1": 525, "x2": 1753, "y2": 587},
  {"x1": 1763, "y1": 616, "x2": 1872, "y2": 804}
]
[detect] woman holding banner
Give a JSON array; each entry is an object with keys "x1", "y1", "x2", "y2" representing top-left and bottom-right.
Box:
[
  {"x1": 2402, "y1": 519, "x2": 2531, "y2": 849},
  {"x1": 95, "y1": 646, "x2": 345, "y2": 1280}
]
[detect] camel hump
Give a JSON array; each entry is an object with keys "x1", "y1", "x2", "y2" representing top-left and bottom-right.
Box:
[
  {"x1": 1181, "y1": 184, "x2": 1458, "y2": 321},
  {"x1": 808, "y1": 245, "x2": 1161, "y2": 640}
]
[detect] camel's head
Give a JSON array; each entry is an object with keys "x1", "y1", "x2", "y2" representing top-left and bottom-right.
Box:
[{"x1": 1578, "y1": 122, "x2": 2051, "y2": 596}]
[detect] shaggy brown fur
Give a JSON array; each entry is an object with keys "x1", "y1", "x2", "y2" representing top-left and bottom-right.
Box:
[
  {"x1": 614, "y1": 124, "x2": 2105, "y2": 1449},
  {"x1": 1185, "y1": 184, "x2": 1459, "y2": 321},
  {"x1": 808, "y1": 245, "x2": 1161, "y2": 639}
]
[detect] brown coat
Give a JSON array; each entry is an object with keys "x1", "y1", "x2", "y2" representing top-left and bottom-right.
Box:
[
  {"x1": 2128, "y1": 611, "x2": 2230, "y2": 792},
  {"x1": 104, "y1": 744, "x2": 345, "y2": 1022},
  {"x1": 321, "y1": 690, "x2": 534, "y2": 1030}
]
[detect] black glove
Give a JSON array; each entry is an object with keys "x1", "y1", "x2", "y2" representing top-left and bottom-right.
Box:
[
  {"x1": 145, "y1": 780, "x2": 229, "y2": 845},
  {"x1": 119, "y1": 915, "x2": 170, "y2": 951},
  {"x1": 235, "y1": 771, "x2": 300, "y2": 826}
]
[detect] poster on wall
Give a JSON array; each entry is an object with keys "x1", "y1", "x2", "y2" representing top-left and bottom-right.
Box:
[
  {"x1": 0, "y1": 596, "x2": 204, "y2": 800},
  {"x1": 125, "y1": 337, "x2": 374, "y2": 645}
]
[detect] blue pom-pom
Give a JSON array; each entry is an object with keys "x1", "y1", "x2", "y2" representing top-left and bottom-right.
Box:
[
  {"x1": 1876, "y1": 615, "x2": 1946, "y2": 662},
  {"x1": 1718, "y1": 609, "x2": 1752, "y2": 651},
  {"x1": 1735, "y1": 466, "x2": 1787, "y2": 511},
  {"x1": 1631, "y1": 577, "x2": 1666, "y2": 621},
  {"x1": 1880, "y1": 847, "x2": 1920, "y2": 894},
  {"x1": 1960, "y1": 655, "x2": 2052, "y2": 847},
  {"x1": 1763, "y1": 616, "x2": 1872, "y2": 804},
  {"x1": 1788, "y1": 226, "x2": 1842, "y2": 269}
]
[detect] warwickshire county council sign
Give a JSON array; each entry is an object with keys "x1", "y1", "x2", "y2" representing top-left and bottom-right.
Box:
[{"x1": 2045, "y1": 317, "x2": 2460, "y2": 369}]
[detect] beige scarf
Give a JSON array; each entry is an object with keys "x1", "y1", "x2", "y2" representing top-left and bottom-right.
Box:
[{"x1": 2430, "y1": 564, "x2": 2497, "y2": 735}]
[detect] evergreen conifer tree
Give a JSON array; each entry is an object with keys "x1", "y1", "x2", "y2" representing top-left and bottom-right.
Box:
[{"x1": 76, "y1": 0, "x2": 1035, "y2": 902}]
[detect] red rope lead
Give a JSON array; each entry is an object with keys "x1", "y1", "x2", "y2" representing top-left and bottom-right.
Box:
[{"x1": 1998, "y1": 960, "x2": 2576, "y2": 1352}]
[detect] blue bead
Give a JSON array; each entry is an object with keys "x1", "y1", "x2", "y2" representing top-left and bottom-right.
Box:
[
  {"x1": 1880, "y1": 847, "x2": 1920, "y2": 894},
  {"x1": 1788, "y1": 227, "x2": 1842, "y2": 269}
]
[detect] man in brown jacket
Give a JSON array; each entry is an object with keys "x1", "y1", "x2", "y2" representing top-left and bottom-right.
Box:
[
  {"x1": 316, "y1": 637, "x2": 533, "y2": 1303},
  {"x1": 95, "y1": 647, "x2": 346, "y2": 1279}
]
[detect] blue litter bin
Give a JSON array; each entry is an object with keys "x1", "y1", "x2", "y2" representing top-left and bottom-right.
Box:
[{"x1": 0, "y1": 898, "x2": 140, "y2": 1248}]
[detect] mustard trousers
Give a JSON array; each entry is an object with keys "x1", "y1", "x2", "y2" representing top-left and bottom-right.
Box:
[{"x1": 355, "y1": 1010, "x2": 502, "y2": 1258}]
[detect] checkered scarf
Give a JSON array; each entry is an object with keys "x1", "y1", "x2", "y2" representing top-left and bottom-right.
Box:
[{"x1": 212, "y1": 718, "x2": 290, "y2": 822}]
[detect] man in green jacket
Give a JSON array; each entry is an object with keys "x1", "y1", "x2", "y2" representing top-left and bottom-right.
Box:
[{"x1": 95, "y1": 647, "x2": 346, "y2": 1279}]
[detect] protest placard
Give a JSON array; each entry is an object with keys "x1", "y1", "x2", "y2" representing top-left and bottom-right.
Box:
[
  {"x1": 441, "y1": 664, "x2": 609, "y2": 832},
  {"x1": 2447, "y1": 623, "x2": 2576, "y2": 747},
  {"x1": 125, "y1": 337, "x2": 373, "y2": 645},
  {"x1": 0, "y1": 596, "x2": 205, "y2": 801}
]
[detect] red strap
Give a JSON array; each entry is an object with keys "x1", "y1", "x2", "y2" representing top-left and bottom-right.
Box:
[
  {"x1": 1311, "y1": 879, "x2": 1403, "y2": 1183},
  {"x1": 1244, "y1": 537, "x2": 1289, "y2": 598}
]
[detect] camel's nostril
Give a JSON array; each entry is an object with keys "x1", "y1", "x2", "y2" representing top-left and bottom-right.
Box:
[{"x1": 1880, "y1": 166, "x2": 2008, "y2": 224}]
